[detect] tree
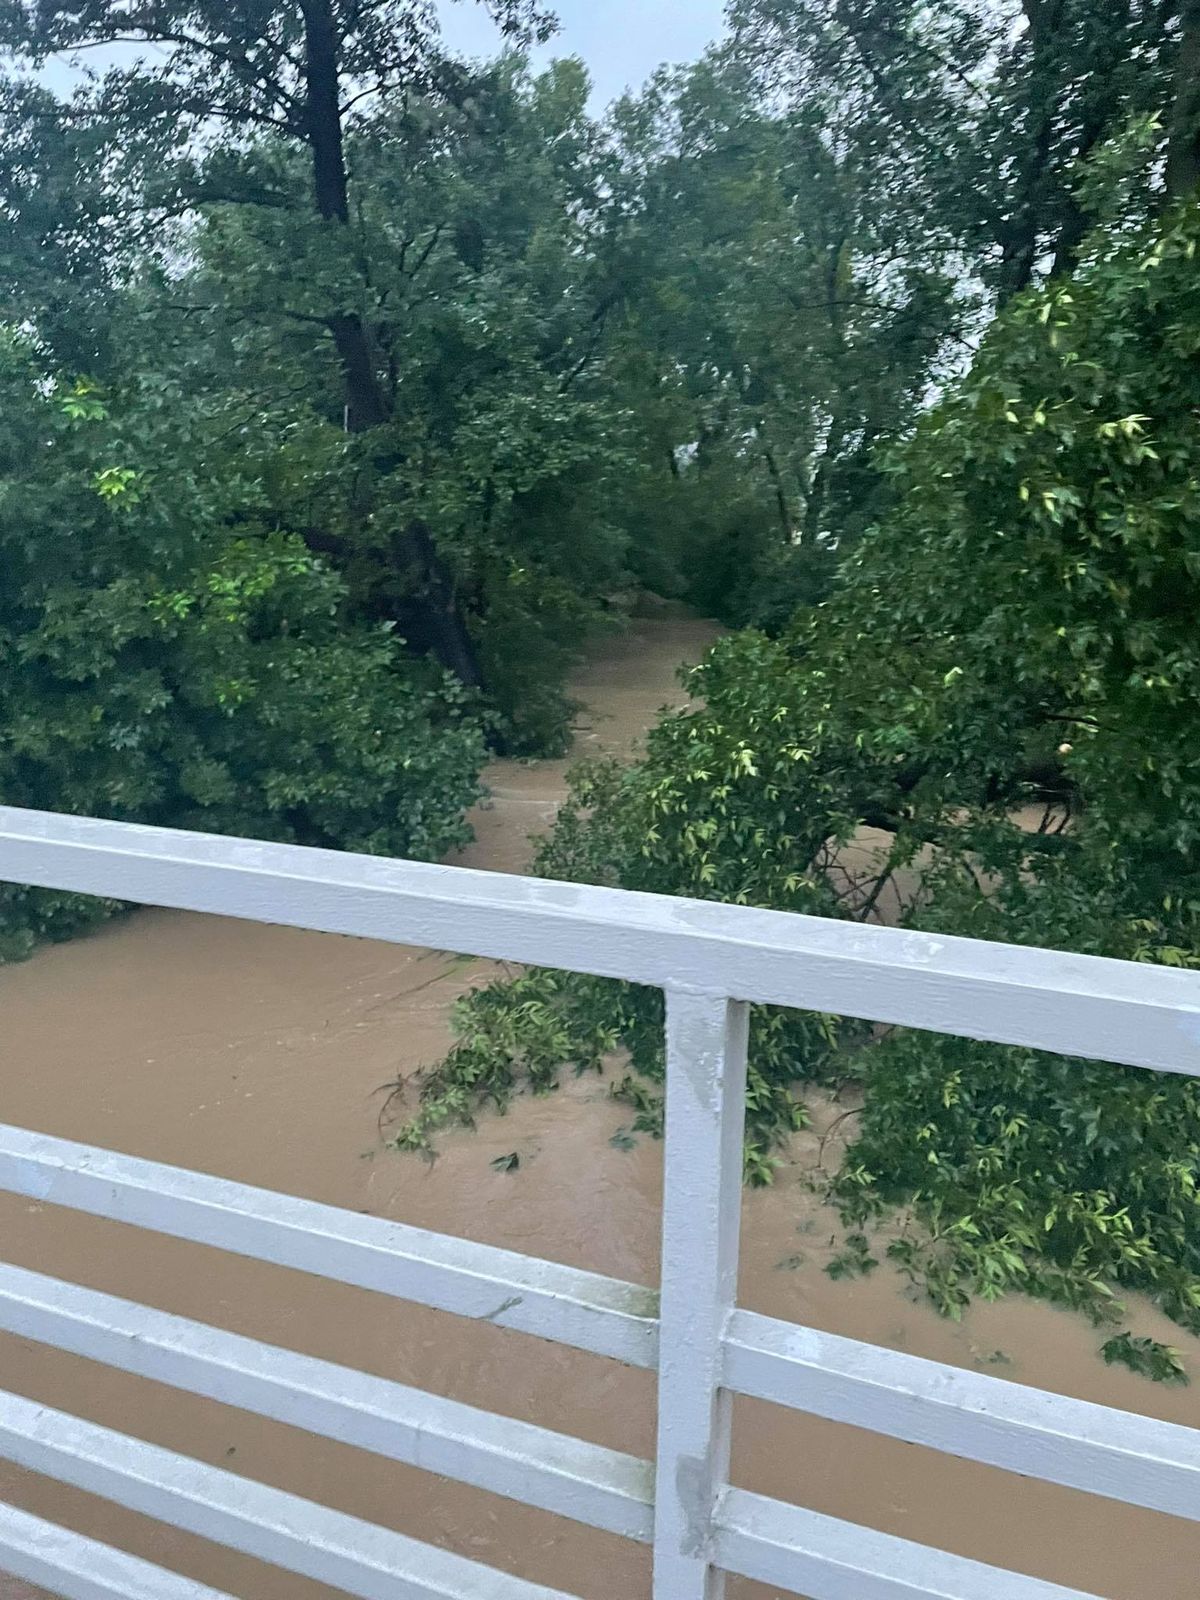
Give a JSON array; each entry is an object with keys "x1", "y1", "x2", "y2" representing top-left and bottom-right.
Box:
[
  {"x1": 0, "y1": 72, "x2": 167, "y2": 369},
  {"x1": 2, "y1": 0, "x2": 554, "y2": 683},
  {"x1": 598, "y1": 53, "x2": 960, "y2": 624},
  {"x1": 169, "y1": 54, "x2": 647, "y2": 748},
  {"x1": 725, "y1": 0, "x2": 1181, "y2": 302}
]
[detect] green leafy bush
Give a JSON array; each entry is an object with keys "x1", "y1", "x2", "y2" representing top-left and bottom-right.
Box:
[{"x1": 0, "y1": 339, "x2": 484, "y2": 957}]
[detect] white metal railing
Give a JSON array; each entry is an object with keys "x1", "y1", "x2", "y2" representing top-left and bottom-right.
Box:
[{"x1": 0, "y1": 805, "x2": 1197, "y2": 1600}]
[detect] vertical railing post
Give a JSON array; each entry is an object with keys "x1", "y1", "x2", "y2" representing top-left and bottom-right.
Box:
[{"x1": 653, "y1": 988, "x2": 750, "y2": 1599}]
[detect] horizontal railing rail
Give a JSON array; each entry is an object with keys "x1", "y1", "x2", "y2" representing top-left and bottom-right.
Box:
[
  {"x1": 0, "y1": 1390, "x2": 580, "y2": 1600},
  {"x1": 0, "y1": 1500, "x2": 238, "y2": 1600},
  {"x1": 0, "y1": 803, "x2": 1195, "y2": 1600},
  {"x1": 711, "y1": 1486, "x2": 1099, "y2": 1600},
  {"x1": 723, "y1": 1308, "x2": 1200, "y2": 1523},
  {"x1": 0, "y1": 1123, "x2": 659, "y2": 1368},
  {"x1": 0, "y1": 1262, "x2": 656, "y2": 1543},
  {"x1": 2, "y1": 805, "x2": 1197, "y2": 1074}
]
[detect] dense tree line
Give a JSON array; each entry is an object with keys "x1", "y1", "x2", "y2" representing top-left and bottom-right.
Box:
[
  {"x1": 0, "y1": 0, "x2": 983, "y2": 943},
  {"x1": 5, "y1": 0, "x2": 1200, "y2": 1371}
]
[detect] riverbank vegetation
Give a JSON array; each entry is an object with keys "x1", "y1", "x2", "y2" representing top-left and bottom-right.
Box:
[
  {"x1": 396, "y1": 2, "x2": 1200, "y2": 1375},
  {"x1": 5, "y1": 0, "x2": 1200, "y2": 1371}
]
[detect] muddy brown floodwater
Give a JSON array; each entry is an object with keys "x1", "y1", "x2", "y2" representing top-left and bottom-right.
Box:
[{"x1": 1, "y1": 613, "x2": 1197, "y2": 1600}]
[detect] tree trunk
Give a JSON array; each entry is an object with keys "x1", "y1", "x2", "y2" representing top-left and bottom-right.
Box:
[
  {"x1": 301, "y1": 0, "x2": 351, "y2": 225},
  {"x1": 806, "y1": 412, "x2": 847, "y2": 544},
  {"x1": 1049, "y1": 113, "x2": 1105, "y2": 276},
  {"x1": 1167, "y1": 0, "x2": 1200, "y2": 197},
  {"x1": 400, "y1": 523, "x2": 484, "y2": 689},
  {"x1": 760, "y1": 434, "x2": 793, "y2": 540},
  {"x1": 995, "y1": 0, "x2": 1068, "y2": 302},
  {"x1": 300, "y1": 0, "x2": 390, "y2": 431},
  {"x1": 805, "y1": 237, "x2": 848, "y2": 541},
  {"x1": 298, "y1": 0, "x2": 482, "y2": 687},
  {"x1": 1047, "y1": 4, "x2": 1127, "y2": 274}
]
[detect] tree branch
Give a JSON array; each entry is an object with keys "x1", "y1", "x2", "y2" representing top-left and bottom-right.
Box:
[{"x1": 44, "y1": 29, "x2": 302, "y2": 123}]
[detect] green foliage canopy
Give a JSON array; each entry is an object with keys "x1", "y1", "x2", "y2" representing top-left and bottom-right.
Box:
[{"x1": 0, "y1": 335, "x2": 483, "y2": 955}]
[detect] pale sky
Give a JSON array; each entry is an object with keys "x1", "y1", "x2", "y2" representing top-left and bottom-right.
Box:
[
  {"x1": 38, "y1": 4, "x2": 730, "y2": 109},
  {"x1": 441, "y1": 1, "x2": 729, "y2": 105}
]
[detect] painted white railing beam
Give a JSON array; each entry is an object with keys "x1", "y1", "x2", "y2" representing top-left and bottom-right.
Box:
[
  {"x1": 0, "y1": 1123, "x2": 658, "y2": 1370},
  {"x1": 0, "y1": 1391, "x2": 582, "y2": 1600},
  {"x1": 0, "y1": 1261, "x2": 655, "y2": 1544},
  {"x1": 723, "y1": 1307, "x2": 1200, "y2": 1524},
  {"x1": 713, "y1": 1485, "x2": 1105, "y2": 1600},
  {"x1": 0, "y1": 1501, "x2": 238, "y2": 1600},
  {"x1": 2, "y1": 805, "x2": 1199, "y2": 1076}
]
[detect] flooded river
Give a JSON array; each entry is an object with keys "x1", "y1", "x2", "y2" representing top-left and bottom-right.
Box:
[{"x1": 1, "y1": 615, "x2": 1197, "y2": 1599}]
